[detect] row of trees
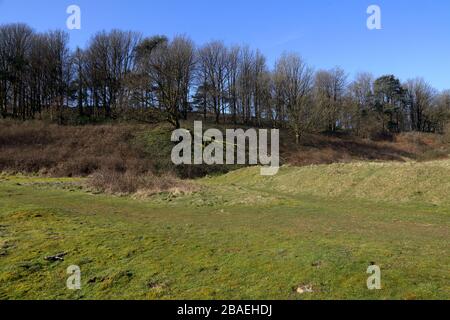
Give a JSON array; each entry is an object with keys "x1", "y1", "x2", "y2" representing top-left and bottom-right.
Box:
[{"x1": 1, "y1": 23, "x2": 449, "y2": 141}]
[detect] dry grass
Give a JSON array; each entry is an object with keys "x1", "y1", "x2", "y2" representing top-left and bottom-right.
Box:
[
  {"x1": 394, "y1": 132, "x2": 450, "y2": 161},
  {"x1": 88, "y1": 170, "x2": 197, "y2": 196},
  {"x1": 0, "y1": 121, "x2": 150, "y2": 176},
  {"x1": 209, "y1": 159, "x2": 450, "y2": 205},
  {"x1": 284, "y1": 131, "x2": 449, "y2": 166}
]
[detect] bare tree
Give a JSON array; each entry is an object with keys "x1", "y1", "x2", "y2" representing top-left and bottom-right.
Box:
[
  {"x1": 226, "y1": 45, "x2": 240, "y2": 124},
  {"x1": 405, "y1": 78, "x2": 436, "y2": 132},
  {"x1": 253, "y1": 49, "x2": 269, "y2": 126},
  {"x1": 274, "y1": 53, "x2": 315, "y2": 144},
  {"x1": 0, "y1": 24, "x2": 33, "y2": 119},
  {"x1": 198, "y1": 41, "x2": 229, "y2": 123},
  {"x1": 84, "y1": 30, "x2": 141, "y2": 118},
  {"x1": 314, "y1": 67, "x2": 347, "y2": 132},
  {"x1": 347, "y1": 72, "x2": 375, "y2": 135},
  {"x1": 238, "y1": 46, "x2": 254, "y2": 124},
  {"x1": 136, "y1": 35, "x2": 196, "y2": 128},
  {"x1": 0, "y1": 21, "x2": 448, "y2": 139},
  {"x1": 170, "y1": 36, "x2": 196, "y2": 120},
  {"x1": 44, "y1": 30, "x2": 72, "y2": 123}
]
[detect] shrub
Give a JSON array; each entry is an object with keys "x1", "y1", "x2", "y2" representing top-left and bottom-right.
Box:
[{"x1": 88, "y1": 169, "x2": 196, "y2": 196}]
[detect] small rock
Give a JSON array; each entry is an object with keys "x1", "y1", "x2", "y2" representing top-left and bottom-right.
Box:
[
  {"x1": 44, "y1": 252, "x2": 67, "y2": 262},
  {"x1": 296, "y1": 284, "x2": 314, "y2": 294}
]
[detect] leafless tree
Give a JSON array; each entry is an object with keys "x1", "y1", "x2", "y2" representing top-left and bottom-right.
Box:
[
  {"x1": 136, "y1": 35, "x2": 196, "y2": 128},
  {"x1": 405, "y1": 78, "x2": 437, "y2": 132},
  {"x1": 198, "y1": 41, "x2": 229, "y2": 123},
  {"x1": 347, "y1": 72, "x2": 375, "y2": 135},
  {"x1": 314, "y1": 67, "x2": 347, "y2": 132},
  {"x1": 274, "y1": 53, "x2": 315, "y2": 144},
  {"x1": 84, "y1": 30, "x2": 141, "y2": 118},
  {"x1": 1, "y1": 22, "x2": 448, "y2": 140}
]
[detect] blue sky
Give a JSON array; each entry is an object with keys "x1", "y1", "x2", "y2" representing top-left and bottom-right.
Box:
[{"x1": 0, "y1": 0, "x2": 449, "y2": 90}]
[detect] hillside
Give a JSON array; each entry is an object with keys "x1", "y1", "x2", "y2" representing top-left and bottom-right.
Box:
[
  {"x1": 206, "y1": 160, "x2": 450, "y2": 206},
  {"x1": 1, "y1": 120, "x2": 449, "y2": 188}
]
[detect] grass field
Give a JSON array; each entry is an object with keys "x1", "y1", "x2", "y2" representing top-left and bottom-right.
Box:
[{"x1": 0, "y1": 160, "x2": 449, "y2": 300}]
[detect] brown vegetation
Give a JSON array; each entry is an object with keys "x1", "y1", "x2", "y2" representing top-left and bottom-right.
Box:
[
  {"x1": 0, "y1": 121, "x2": 196, "y2": 194},
  {"x1": 1, "y1": 121, "x2": 448, "y2": 196},
  {"x1": 88, "y1": 170, "x2": 195, "y2": 196},
  {"x1": 284, "y1": 131, "x2": 450, "y2": 166},
  {"x1": 0, "y1": 121, "x2": 145, "y2": 176}
]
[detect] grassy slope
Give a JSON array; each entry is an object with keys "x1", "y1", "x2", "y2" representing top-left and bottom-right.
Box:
[
  {"x1": 0, "y1": 161, "x2": 449, "y2": 300},
  {"x1": 209, "y1": 160, "x2": 450, "y2": 206}
]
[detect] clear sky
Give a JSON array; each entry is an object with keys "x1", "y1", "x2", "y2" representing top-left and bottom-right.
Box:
[{"x1": 0, "y1": 0, "x2": 449, "y2": 90}]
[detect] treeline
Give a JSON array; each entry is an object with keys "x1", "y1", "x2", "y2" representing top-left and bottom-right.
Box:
[{"x1": 1, "y1": 23, "x2": 449, "y2": 141}]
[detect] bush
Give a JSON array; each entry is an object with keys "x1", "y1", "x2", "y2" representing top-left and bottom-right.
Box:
[{"x1": 88, "y1": 169, "x2": 196, "y2": 196}]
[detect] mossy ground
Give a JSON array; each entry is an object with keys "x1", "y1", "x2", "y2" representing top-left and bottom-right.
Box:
[{"x1": 0, "y1": 161, "x2": 449, "y2": 300}]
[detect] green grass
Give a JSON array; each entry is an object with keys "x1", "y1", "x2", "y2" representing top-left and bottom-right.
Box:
[{"x1": 0, "y1": 161, "x2": 449, "y2": 300}]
